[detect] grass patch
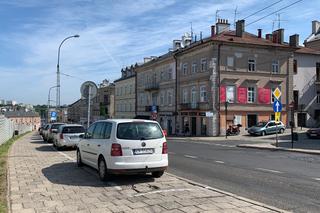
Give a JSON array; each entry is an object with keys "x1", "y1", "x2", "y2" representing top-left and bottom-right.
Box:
[{"x1": 0, "y1": 132, "x2": 31, "y2": 213}]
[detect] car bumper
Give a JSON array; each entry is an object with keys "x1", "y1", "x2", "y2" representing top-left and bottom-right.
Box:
[
  {"x1": 108, "y1": 166, "x2": 167, "y2": 175},
  {"x1": 108, "y1": 158, "x2": 168, "y2": 171},
  {"x1": 57, "y1": 140, "x2": 79, "y2": 147}
]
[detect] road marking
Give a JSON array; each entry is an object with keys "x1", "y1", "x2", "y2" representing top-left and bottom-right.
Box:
[
  {"x1": 256, "y1": 168, "x2": 283, "y2": 174},
  {"x1": 184, "y1": 155, "x2": 198, "y2": 159},
  {"x1": 215, "y1": 160, "x2": 225, "y2": 164},
  {"x1": 133, "y1": 188, "x2": 194, "y2": 197},
  {"x1": 108, "y1": 182, "x2": 122, "y2": 190},
  {"x1": 52, "y1": 146, "x2": 76, "y2": 161},
  {"x1": 313, "y1": 178, "x2": 320, "y2": 181}
]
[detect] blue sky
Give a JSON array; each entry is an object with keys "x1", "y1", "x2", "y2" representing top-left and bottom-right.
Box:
[{"x1": 0, "y1": 0, "x2": 319, "y2": 105}]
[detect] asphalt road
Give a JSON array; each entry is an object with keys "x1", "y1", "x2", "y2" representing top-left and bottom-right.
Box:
[{"x1": 167, "y1": 139, "x2": 320, "y2": 213}]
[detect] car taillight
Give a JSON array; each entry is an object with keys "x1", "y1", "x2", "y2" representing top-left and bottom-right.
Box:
[
  {"x1": 111, "y1": 143, "x2": 122, "y2": 156},
  {"x1": 162, "y1": 142, "x2": 168, "y2": 154},
  {"x1": 162, "y1": 129, "x2": 167, "y2": 137},
  {"x1": 60, "y1": 133, "x2": 63, "y2": 139}
]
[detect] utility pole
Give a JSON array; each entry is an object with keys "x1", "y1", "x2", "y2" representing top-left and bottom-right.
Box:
[{"x1": 225, "y1": 101, "x2": 228, "y2": 139}]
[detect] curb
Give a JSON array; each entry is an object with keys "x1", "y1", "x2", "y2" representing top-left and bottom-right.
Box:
[
  {"x1": 237, "y1": 144, "x2": 320, "y2": 155},
  {"x1": 166, "y1": 172, "x2": 291, "y2": 213}
]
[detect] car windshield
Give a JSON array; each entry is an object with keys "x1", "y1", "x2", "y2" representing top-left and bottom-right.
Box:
[
  {"x1": 117, "y1": 122, "x2": 163, "y2": 140},
  {"x1": 62, "y1": 126, "x2": 85, "y2": 134},
  {"x1": 256, "y1": 122, "x2": 267, "y2": 127},
  {"x1": 51, "y1": 124, "x2": 64, "y2": 129}
]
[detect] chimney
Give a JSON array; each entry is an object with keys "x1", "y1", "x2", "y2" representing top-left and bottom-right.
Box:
[
  {"x1": 266, "y1": 34, "x2": 272, "y2": 41},
  {"x1": 272, "y1": 29, "x2": 284, "y2": 44},
  {"x1": 257, "y1": 29, "x2": 262, "y2": 38},
  {"x1": 236, "y1": 20, "x2": 245, "y2": 37},
  {"x1": 289, "y1": 34, "x2": 299, "y2": 47},
  {"x1": 211, "y1": 25, "x2": 215, "y2": 37},
  {"x1": 312, "y1": 20, "x2": 320, "y2": 34},
  {"x1": 216, "y1": 18, "x2": 230, "y2": 34}
]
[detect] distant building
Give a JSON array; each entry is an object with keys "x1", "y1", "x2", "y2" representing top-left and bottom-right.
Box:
[
  {"x1": 3, "y1": 111, "x2": 41, "y2": 130},
  {"x1": 114, "y1": 65, "x2": 137, "y2": 119}
]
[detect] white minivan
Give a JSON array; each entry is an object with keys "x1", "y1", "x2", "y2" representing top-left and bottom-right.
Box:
[{"x1": 77, "y1": 119, "x2": 168, "y2": 181}]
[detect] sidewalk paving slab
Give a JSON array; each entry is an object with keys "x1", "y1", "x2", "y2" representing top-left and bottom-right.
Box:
[{"x1": 8, "y1": 133, "x2": 290, "y2": 213}]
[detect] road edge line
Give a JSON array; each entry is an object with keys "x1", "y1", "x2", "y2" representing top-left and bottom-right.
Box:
[{"x1": 165, "y1": 172, "x2": 291, "y2": 213}]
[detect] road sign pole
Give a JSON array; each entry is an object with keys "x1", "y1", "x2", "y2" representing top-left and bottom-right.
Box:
[
  {"x1": 87, "y1": 85, "x2": 91, "y2": 129},
  {"x1": 275, "y1": 123, "x2": 278, "y2": 147}
]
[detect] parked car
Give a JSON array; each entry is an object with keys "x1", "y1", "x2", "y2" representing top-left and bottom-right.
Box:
[
  {"x1": 53, "y1": 124, "x2": 85, "y2": 150},
  {"x1": 247, "y1": 120, "x2": 285, "y2": 136},
  {"x1": 42, "y1": 124, "x2": 51, "y2": 141},
  {"x1": 77, "y1": 119, "x2": 168, "y2": 181},
  {"x1": 47, "y1": 123, "x2": 65, "y2": 143},
  {"x1": 306, "y1": 128, "x2": 320, "y2": 139}
]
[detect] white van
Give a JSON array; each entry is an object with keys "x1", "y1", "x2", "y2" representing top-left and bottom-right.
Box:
[{"x1": 77, "y1": 119, "x2": 168, "y2": 181}]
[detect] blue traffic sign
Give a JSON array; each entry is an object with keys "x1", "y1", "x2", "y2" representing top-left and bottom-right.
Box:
[
  {"x1": 151, "y1": 105, "x2": 157, "y2": 113},
  {"x1": 50, "y1": 111, "x2": 57, "y2": 118},
  {"x1": 273, "y1": 100, "x2": 282, "y2": 112}
]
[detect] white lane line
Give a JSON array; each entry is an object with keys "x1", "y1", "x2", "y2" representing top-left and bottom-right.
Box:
[
  {"x1": 133, "y1": 188, "x2": 194, "y2": 197},
  {"x1": 215, "y1": 160, "x2": 225, "y2": 164},
  {"x1": 184, "y1": 155, "x2": 198, "y2": 159},
  {"x1": 313, "y1": 178, "x2": 320, "y2": 181},
  {"x1": 256, "y1": 168, "x2": 283, "y2": 174}
]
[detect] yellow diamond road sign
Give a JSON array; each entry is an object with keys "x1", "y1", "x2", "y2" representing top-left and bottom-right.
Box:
[{"x1": 273, "y1": 87, "x2": 281, "y2": 100}]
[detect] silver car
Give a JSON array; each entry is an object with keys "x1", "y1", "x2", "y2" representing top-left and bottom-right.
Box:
[
  {"x1": 53, "y1": 124, "x2": 85, "y2": 150},
  {"x1": 248, "y1": 120, "x2": 285, "y2": 136}
]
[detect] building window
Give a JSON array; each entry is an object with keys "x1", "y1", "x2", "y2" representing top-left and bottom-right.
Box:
[
  {"x1": 191, "y1": 87, "x2": 197, "y2": 108},
  {"x1": 160, "y1": 92, "x2": 164, "y2": 106},
  {"x1": 226, "y1": 86, "x2": 235, "y2": 103},
  {"x1": 167, "y1": 91, "x2": 173, "y2": 105},
  {"x1": 200, "y1": 86, "x2": 207, "y2": 102},
  {"x1": 272, "y1": 60, "x2": 279, "y2": 73},
  {"x1": 227, "y1": 57, "x2": 234, "y2": 69},
  {"x1": 183, "y1": 89, "x2": 188, "y2": 103},
  {"x1": 168, "y1": 68, "x2": 173, "y2": 80},
  {"x1": 248, "y1": 59, "x2": 256, "y2": 72},
  {"x1": 247, "y1": 87, "x2": 256, "y2": 103},
  {"x1": 201, "y1": 58, "x2": 207, "y2": 72},
  {"x1": 183, "y1": 63, "x2": 188, "y2": 75},
  {"x1": 139, "y1": 94, "x2": 144, "y2": 105},
  {"x1": 192, "y1": 63, "x2": 197, "y2": 73},
  {"x1": 317, "y1": 63, "x2": 320, "y2": 81},
  {"x1": 317, "y1": 92, "x2": 320, "y2": 104},
  {"x1": 160, "y1": 71, "x2": 165, "y2": 81},
  {"x1": 129, "y1": 85, "x2": 133, "y2": 94},
  {"x1": 293, "y1": 59, "x2": 297, "y2": 74}
]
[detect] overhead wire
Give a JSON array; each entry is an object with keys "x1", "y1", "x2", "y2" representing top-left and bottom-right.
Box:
[{"x1": 242, "y1": 0, "x2": 284, "y2": 20}]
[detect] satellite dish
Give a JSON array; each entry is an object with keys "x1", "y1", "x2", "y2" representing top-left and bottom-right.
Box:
[{"x1": 80, "y1": 81, "x2": 98, "y2": 99}]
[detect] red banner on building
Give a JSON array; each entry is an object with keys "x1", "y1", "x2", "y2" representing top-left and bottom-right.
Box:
[
  {"x1": 237, "y1": 87, "x2": 247, "y2": 104},
  {"x1": 220, "y1": 86, "x2": 226, "y2": 102},
  {"x1": 258, "y1": 88, "x2": 271, "y2": 104}
]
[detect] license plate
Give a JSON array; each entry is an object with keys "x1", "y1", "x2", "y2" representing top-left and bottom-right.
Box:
[{"x1": 133, "y1": 148, "x2": 154, "y2": 155}]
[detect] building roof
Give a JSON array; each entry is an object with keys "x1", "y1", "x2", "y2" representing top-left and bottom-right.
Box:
[
  {"x1": 3, "y1": 111, "x2": 39, "y2": 118},
  {"x1": 295, "y1": 46, "x2": 320, "y2": 55},
  {"x1": 211, "y1": 31, "x2": 290, "y2": 48},
  {"x1": 114, "y1": 74, "x2": 136, "y2": 83}
]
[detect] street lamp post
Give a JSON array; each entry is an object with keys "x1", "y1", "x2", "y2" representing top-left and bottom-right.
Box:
[
  {"x1": 48, "y1": 86, "x2": 58, "y2": 123},
  {"x1": 56, "y1": 35, "x2": 80, "y2": 119}
]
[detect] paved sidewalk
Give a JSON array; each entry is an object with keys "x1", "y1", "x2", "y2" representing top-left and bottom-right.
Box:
[{"x1": 8, "y1": 133, "x2": 289, "y2": 213}]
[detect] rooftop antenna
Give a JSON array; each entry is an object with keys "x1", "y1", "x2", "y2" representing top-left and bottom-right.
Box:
[
  {"x1": 190, "y1": 22, "x2": 194, "y2": 41},
  {"x1": 233, "y1": 6, "x2": 238, "y2": 29},
  {"x1": 215, "y1": 9, "x2": 224, "y2": 23},
  {"x1": 272, "y1": 13, "x2": 288, "y2": 31}
]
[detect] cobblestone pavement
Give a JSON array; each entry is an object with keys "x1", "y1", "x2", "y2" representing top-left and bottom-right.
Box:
[{"x1": 8, "y1": 133, "x2": 288, "y2": 213}]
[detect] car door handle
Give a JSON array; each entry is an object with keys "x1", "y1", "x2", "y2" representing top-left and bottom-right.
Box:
[
  {"x1": 87, "y1": 144, "x2": 90, "y2": 146},
  {"x1": 97, "y1": 144, "x2": 101, "y2": 147}
]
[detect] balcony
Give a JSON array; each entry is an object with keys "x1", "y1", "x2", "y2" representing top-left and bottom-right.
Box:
[
  {"x1": 144, "y1": 82, "x2": 159, "y2": 91},
  {"x1": 180, "y1": 102, "x2": 210, "y2": 111}
]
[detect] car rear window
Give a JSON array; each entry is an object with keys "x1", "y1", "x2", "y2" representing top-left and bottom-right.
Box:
[
  {"x1": 51, "y1": 124, "x2": 64, "y2": 129},
  {"x1": 62, "y1": 126, "x2": 85, "y2": 134},
  {"x1": 117, "y1": 122, "x2": 163, "y2": 140}
]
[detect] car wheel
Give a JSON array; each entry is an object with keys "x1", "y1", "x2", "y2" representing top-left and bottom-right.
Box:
[
  {"x1": 98, "y1": 157, "x2": 109, "y2": 181},
  {"x1": 76, "y1": 149, "x2": 83, "y2": 167},
  {"x1": 279, "y1": 129, "x2": 284, "y2": 134},
  {"x1": 152, "y1": 171, "x2": 164, "y2": 178},
  {"x1": 261, "y1": 131, "x2": 266, "y2": 136}
]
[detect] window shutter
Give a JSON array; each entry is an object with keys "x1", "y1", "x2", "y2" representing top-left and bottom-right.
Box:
[
  {"x1": 237, "y1": 87, "x2": 247, "y2": 104},
  {"x1": 258, "y1": 88, "x2": 271, "y2": 104},
  {"x1": 220, "y1": 86, "x2": 226, "y2": 102}
]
